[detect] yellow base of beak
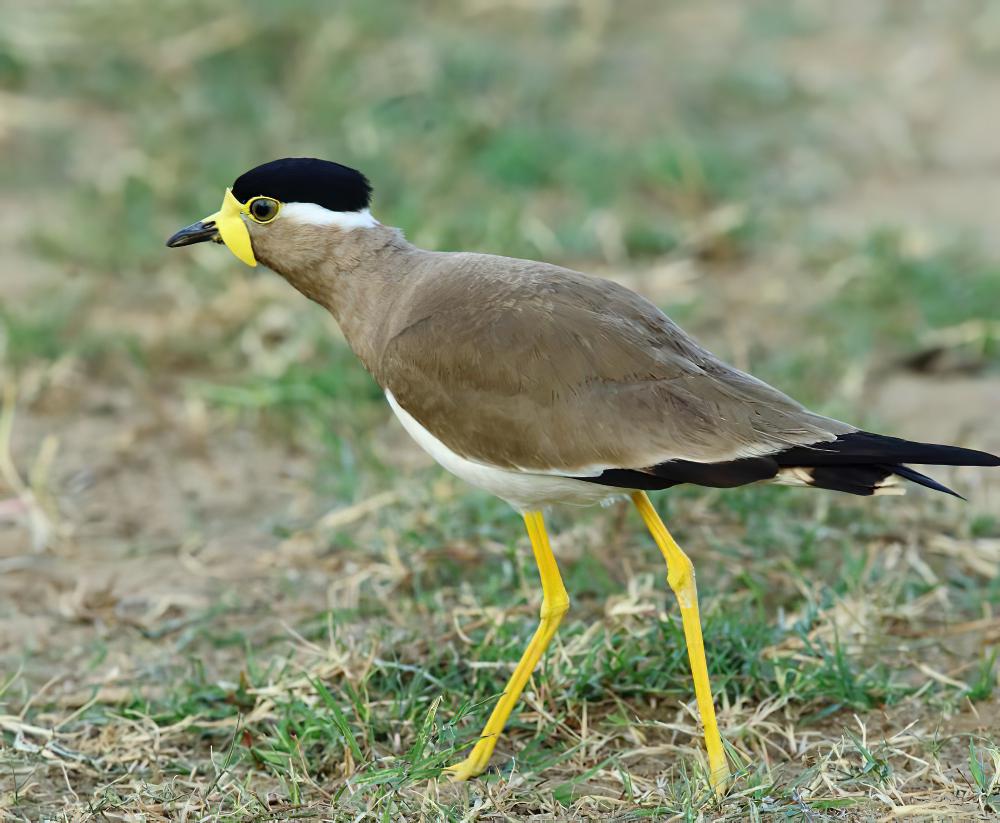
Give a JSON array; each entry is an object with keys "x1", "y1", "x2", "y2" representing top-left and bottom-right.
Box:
[{"x1": 202, "y1": 188, "x2": 257, "y2": 267}]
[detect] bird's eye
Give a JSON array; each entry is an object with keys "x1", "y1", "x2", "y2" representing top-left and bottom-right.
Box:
[{"x1": 248, "y1": 197, "x2": 279, "y2": 223}]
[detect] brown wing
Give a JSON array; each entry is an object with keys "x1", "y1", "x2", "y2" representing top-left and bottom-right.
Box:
[{"x1": 375, "y1": 252, "x2": 852, "y2": 473}]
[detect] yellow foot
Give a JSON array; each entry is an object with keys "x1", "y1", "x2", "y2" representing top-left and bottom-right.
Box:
[
  {"x1": 709, "y1": 759, "x2": 731, "y2": 799},
  {"x1": 445, "y1": 755, "x2": 488, "y2": 782}
]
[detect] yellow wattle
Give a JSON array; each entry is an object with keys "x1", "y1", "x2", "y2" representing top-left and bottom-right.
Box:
[{"x1": 202, "y1": 188, "x2": 257, "y2": 267}]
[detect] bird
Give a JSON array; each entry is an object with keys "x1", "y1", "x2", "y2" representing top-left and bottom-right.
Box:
[{"x1": 167, "y1": 157, "x2": 999, "y2": 790}]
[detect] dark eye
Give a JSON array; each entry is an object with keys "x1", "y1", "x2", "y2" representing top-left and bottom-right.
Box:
[{"x1": 249, "y1": 198, "x2": 279, "y2": 222}]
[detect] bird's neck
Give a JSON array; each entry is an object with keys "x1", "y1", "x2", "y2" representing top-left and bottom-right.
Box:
[{"x1": 263, "y1": 224, "x2": 424, "y2": 377}]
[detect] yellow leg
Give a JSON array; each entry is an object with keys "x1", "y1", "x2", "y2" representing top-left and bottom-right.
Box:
[
  {"x1": 448, "y1": 510, "x2": 569, "y2": 780},
  {"x1": 631, "y1": 491, "x2": 730, "y2": 794}
]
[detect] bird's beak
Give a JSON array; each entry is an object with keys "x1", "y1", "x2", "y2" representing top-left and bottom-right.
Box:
[{"x1": 165, "y1": 188, "x2": 257, "y2": 267}]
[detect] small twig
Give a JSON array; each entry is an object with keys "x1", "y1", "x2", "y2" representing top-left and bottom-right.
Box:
[{"x1": 315, "y1": 490, "x2": 399, "y2": 531}]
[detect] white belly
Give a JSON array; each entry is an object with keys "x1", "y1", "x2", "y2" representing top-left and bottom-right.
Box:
[{"x1": 385, "y1": 391, "x2": 627, "y2": 512}]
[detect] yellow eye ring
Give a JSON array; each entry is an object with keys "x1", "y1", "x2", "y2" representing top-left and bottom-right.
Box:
[{"x1": 244, "y1": 196, "x2": 281, "y2": 224}]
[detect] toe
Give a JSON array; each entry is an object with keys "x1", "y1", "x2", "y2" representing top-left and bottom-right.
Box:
[{"x1": 446, "y1": 758, "x2": 483, "y2": 782}]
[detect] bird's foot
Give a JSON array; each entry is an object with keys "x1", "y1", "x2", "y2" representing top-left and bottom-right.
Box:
[
  {"x1": 445, "y1": 755, "x2": 487, "y2": 782},
  {"x1": 709, "y1": 758, "x2": 731, "y2": 799},
  {"x1": 446, "y1": 733, "x2": 497, "y2": 781}
]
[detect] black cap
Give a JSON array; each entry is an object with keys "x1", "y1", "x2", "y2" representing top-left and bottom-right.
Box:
[{"x1": 232, "y1": 158, "x2": 372, "y2": 212}]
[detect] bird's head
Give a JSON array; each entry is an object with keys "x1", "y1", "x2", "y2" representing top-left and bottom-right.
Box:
[{"x1": 166, "y1": 158, "x2": 376, "y2": 271}]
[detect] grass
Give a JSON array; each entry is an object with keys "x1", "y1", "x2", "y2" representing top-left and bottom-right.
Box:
[{"x1": 2, "y1": 0, "x2": 1000, "y2": 820}]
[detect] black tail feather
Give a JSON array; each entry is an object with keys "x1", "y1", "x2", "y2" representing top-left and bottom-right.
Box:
[
  {"x1": 775, "y1": 431, "x2": 994, "y2": 498},
  {"x1": 806, "y1": 464, "x2": 896, "y2": 496},
  {"x1": 802, "y1": 462, "x2": 966, "y2": 498},
  {"x1": 890, "y1": 464, "x2": 965, "y2": 500},
  {"x1": 775, "y1": 431, "x2": 1000, "y2": 469},
  {"x1": 578, "y1": 430, "x2": 996, "y2": 497}
]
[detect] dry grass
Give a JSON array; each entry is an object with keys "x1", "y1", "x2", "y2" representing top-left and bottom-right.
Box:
[{"x1": 2, "y1": 1, "x2": 1000, "y2": 820}]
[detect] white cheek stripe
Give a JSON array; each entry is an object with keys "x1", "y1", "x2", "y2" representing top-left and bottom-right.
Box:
[{"x1": 279, "y1": 202, "x2": 378, "y2": 229}]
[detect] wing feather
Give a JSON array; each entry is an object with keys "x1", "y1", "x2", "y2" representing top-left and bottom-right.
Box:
[{"x1": 375, "y1": 253, "x2": 852, "y2": 472}]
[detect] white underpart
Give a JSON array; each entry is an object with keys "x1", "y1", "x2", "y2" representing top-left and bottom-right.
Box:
[
  {"x1": 774, "y1": 467, "x2": 814, "y2": 487},
  {"x1": 873, "y1": 475, "x2": 905, "y2": 496},
  {"x1": 385, "y1": 390, "x2": 626, "y2": 512},
  {"x1": 279, "y1": 202, "x2": 378, "y2": 229}
]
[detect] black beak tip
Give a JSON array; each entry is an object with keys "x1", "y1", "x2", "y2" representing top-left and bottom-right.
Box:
[{"x1": 166, "y1": 220, "x2": 219, "y2": 249}]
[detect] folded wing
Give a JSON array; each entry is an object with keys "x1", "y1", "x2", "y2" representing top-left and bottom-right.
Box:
[{"x1": 377, "y1": 254, "x2": 852, "y2": 473}]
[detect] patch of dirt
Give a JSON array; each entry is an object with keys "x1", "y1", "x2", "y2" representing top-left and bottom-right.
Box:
[
  {"x1": 0, "y1": 370, "x2": 321, "y2": 689},
  {"x1": 873, "y1": 373, "x2": 1000, "y2": 452}
]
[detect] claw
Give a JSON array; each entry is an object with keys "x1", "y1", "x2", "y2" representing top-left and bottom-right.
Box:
[{"x1": 445, "y1": 757, "x2": 484, "y2": 782}]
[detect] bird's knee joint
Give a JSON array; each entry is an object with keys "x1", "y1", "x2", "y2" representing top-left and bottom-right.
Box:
[
  {"x1": 541, "y1": 595, "x2": 570, "y2": 620},
  {"x1": 666, "y1": 556, "x2": 695, "y2": 593}
]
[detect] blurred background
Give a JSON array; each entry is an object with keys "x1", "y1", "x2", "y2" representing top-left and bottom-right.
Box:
[{"x1": 1, "y1": 1, "x2": 999, "y2": 818}]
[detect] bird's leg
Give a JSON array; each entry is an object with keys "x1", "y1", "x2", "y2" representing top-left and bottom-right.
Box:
[
  {"x1": 447, "y1": 510, "x2": 569, "y2": 780},
  {"x1": 631, "y1": 491, "x2": 730, "y2": 794}
]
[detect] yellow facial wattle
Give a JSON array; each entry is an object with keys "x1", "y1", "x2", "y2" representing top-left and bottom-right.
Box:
[{"x1": 202, "y1": 188, "x2": 257, "y2": 267}]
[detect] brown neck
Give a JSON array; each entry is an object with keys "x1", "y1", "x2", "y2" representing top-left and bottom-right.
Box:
[{"x1": 252, "y1": 222, "x2": 422, "y2": 375}]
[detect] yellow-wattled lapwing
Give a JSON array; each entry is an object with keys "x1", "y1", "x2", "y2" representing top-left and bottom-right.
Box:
[{"x1": 167, "y1": 158, "x2": 999, "y2": 789}]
